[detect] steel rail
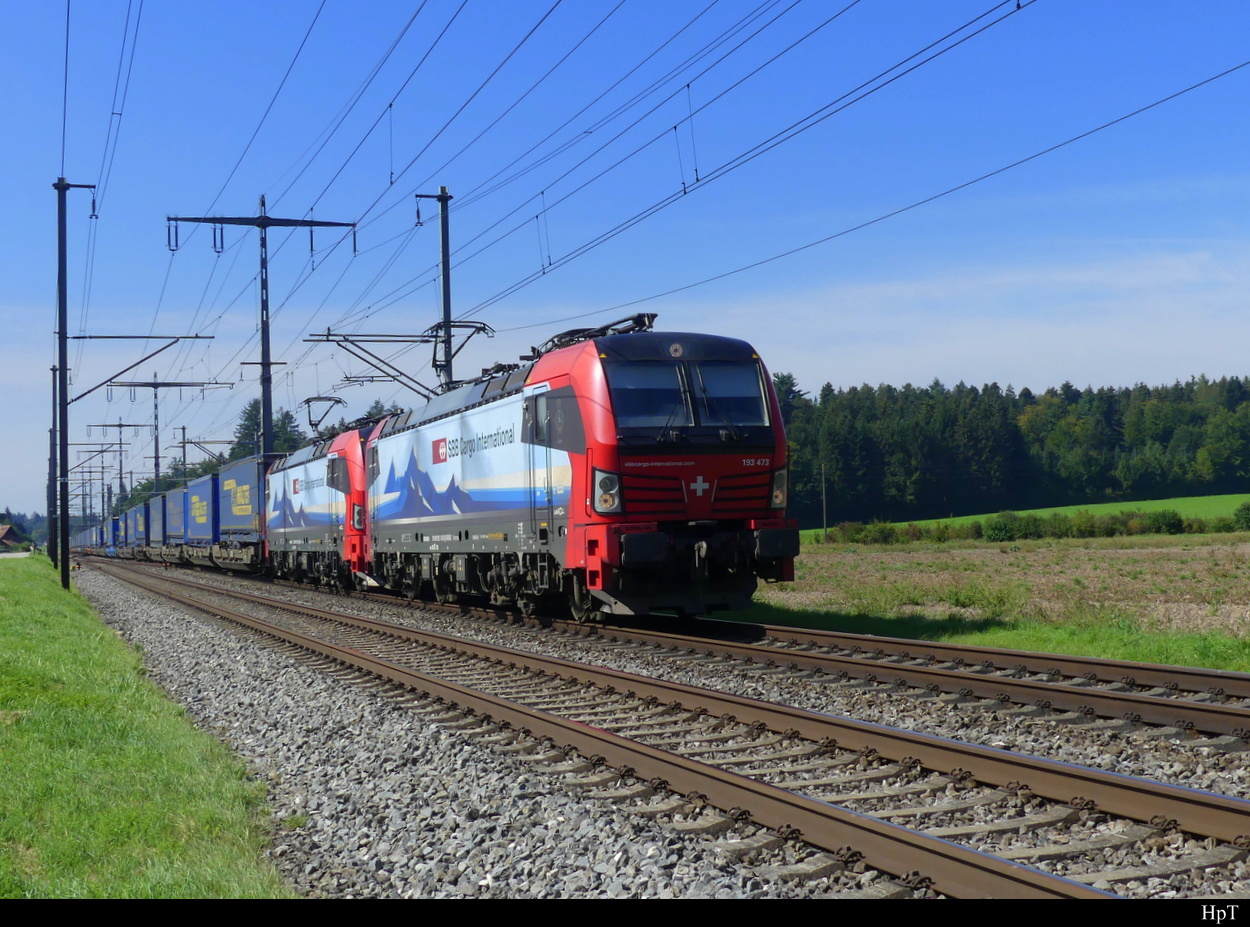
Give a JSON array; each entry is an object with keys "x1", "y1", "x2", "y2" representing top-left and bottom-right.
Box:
[
  {"x1": 100, "y1": 563, "x2": 1250, "y2": 848},
  {"x1": 98, "y1": 564, "x2": 1110, "y2": 899},
  {"x1": 552, "y1": 622, "x2": 1250, "y2": 737},
  {"x1": 743, "y1": 621, "x2": 1250, "y2": 699}
]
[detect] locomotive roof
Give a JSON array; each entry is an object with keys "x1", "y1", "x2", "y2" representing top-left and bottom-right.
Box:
[
  {"x1": 379, "y1": 361, "x2": 534, "y2": 437},
  {"x1": 375, "y1": 330, "x2": 761, "y2": 440},
  {"x1": 590, "y1": 330, "x2": 760, "y2": 363}
]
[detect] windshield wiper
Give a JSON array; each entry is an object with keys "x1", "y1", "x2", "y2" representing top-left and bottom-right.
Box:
[
  {"x1": 698, "y1": 383, "x2": 741, "y2": 442},
  {"x1": 656, "y1": 398, "x2": 689, "y2": 443}
]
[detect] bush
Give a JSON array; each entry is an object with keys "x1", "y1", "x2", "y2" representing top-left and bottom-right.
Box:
[
  {"x1": 983, "y1": 512, "x2": 1021, "y2": 542},
  {"x1": 1017, "y1": 513, "x2": 1046, "y2": 539},
  {"x1": 1143, "y1": 509, "x2": 1184, "y2": 535},
  {"x1": 1044, "y1": 513, "x2": 1072, "y2": 539},
  {"x1": 1070, "y1": 510, "x2": 1097, "y2": 538},
  {"x1": 1234, "y1": 501, "x2": 1250, "y2": 532},
  {"x1": 857, "y1": 521, "x2": 898, "y2": 544},
  {"x1": 1094, "y1": 514, "x2": 1123, "y2": 537},
  {"x1": 1183, "y1": 517, "x2": 1208, "y2": 534},
  {"x1": 950, "y1": 520, "x2": 983, "y2": 541},
  {"x1": 833, "y1": 521, "x2": 864, "y2": 543}
]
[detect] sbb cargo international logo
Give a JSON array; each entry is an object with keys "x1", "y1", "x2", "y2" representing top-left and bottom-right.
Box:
[{"x1": 433, "y1": 438, "x2": 449, "y2": 464}]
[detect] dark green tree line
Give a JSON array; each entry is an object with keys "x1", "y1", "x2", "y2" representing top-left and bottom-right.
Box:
[{"x1": 779, "y1": 372, "x2": 1250, "y2": 527}]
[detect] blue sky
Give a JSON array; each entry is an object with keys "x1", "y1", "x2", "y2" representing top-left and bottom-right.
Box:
[{"x1": 4, "y1": 0, "x2": 1250, "y2": 515}]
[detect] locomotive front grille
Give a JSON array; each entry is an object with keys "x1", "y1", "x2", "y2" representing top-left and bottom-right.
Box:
[
  {"x1": 620, "y1": 472, "x2": 686, "y2": 516},
  {"x1": 620, "y1": 470, "x2": 772, "y2": 517},
  {"x1": 710, "y1": 472, "x2": 771, "y2": 514}
]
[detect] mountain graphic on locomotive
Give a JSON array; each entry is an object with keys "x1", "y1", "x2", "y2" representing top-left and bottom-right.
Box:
[{"x1": 84, "y1": 315, "x2": 800, "y2": 620}]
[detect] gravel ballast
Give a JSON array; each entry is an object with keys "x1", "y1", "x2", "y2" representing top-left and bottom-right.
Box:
[
  {"x1": 75, "y1": 568, "x2": 884, "y2": 899},
  {"x1": 77, "y1": 565, "x2": 1250, "y2": 898}
]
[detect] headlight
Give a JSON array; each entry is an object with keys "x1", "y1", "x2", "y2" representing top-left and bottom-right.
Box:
[
  {"x1": 593, "y1": 469, "x2": 622, "y2": 514},
  {"x1": 770, "y1": 468, "x2": 788, "y2": 508}
]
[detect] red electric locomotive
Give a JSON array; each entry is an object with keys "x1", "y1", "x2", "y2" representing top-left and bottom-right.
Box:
[
  {"x1": 364, "y1": 315, "x2": 798, "y2": 619},
  {"x1": 266, "y1": 419, "x2": 387, "y2": 588},
  {"x1": 115, "y1": 315, "x2": 798, "y2": 619}
]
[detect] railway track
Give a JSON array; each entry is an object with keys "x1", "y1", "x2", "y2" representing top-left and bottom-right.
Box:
[
  {"x1": 543, "y1": 619, "x2": 1250, "y2": 740},
  {"x1": 269, "y1": 570, "x2": 1250, "y2": 740},
  {"x1": 196, "y1": 554, "x2": 1250, "y2": 741},
  {"x1": 95, "y1": 561, "x2": 1250, "y2": 898},
  {"x1": 91, "y1": 556, "x2": 1250, "y2": 749}
]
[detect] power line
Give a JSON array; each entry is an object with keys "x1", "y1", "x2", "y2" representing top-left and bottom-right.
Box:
[
  {"x1": 147, "y1": 1, "x2": 328, "y2": 379},
  {"x1": 270, "y1": 0, "x2": 435, "y2": 211},
  {"x1": 200, "y1": 1, "x2": 327, "y2": 220},
  {"x1": 341, "y1": 0, "x2": 820, "y2": 324},
  {"x1": 459, "y1": 0, "x2": 1025, "y2": 321},
  {"x1": 455, "y1": 0, "x2": 733, "y2": 210},
  {"x1": 409, "y1": 0, "x2": 628, "y2": 194},
  {"x1": 60, "y1": 1, "x2": 70, "y2": 176},
  {"x1": 503, "y1": 55, "x2": 1250, "y2": 334},
  {"x1": 354, "y1": 1, "x2": 565, "y2": 230}
]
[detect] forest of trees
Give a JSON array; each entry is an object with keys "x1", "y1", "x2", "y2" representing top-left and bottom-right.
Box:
[{"x1": 777, "y1": 373, "x2": 1250, "y2": 528}]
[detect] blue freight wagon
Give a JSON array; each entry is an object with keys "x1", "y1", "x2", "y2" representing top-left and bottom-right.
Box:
[
  {"x1": 214, "y1": 455, "x2": 266, "y2": 571},
  {"x1": 148, "y1": 494, "x2": 165, "y2": 553},
  {"x1": 162, "y1": 487, "x2": 188, "y2": 563},
  {"x1": 186, "y1": 473, "x2": 219, "y2": 566}
]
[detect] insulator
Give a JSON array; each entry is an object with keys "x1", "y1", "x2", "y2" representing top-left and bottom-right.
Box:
[
  {"x1": 167, "y1": 221, "x2": 179, "y2": 252},
  {"x1": 212, "y1": 224, "x2": 224, "y2": 254}
]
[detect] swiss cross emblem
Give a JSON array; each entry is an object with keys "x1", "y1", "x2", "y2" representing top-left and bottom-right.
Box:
[
  {"x1": 690, "y1": 475, "x2": 710, "y2": 497},
  {"x1": 433, "y1": 438, "x2": 448, "y2": 464}
]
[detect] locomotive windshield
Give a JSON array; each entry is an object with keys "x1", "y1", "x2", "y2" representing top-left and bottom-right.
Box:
[
  {"x1": 692, "y1": 361, "x2": 769, "y2": 426},
  {"x1": 606, "y1": 362, "x2": 694, "y2": 429},
  {"x1": 605, "y1": 359, "x2": 769, "y2": 432}
]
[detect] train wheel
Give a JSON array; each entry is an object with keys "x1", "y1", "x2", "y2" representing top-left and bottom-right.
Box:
[
  {"x1": 432, "y1": 572, "x2": 456, "y2": 605},
  {"x1": 568, "y1": 574, "x2": 597, "y2": 623}
]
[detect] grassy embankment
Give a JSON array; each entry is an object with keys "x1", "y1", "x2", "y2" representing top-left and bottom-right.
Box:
[
  {"x1": 902, "y1": 493, "x2": 1250, "y2": 531},
  {"x1": 0, "y1": 555, "x2": 291, "y2": 898},
  {"x1": 800, "y1": 492, "x2": 1250, "y2": 543},
  {"x1": 745, "y1": 527, "x2": 1250, "y2": 673}
]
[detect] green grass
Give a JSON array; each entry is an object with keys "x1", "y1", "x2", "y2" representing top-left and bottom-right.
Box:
[
  {"x1": 898, "y1": 493, "x2": 1250, "y2": 531},
  {"x1": 737, "y1": 596, "x2": 1250, "y2": 672},
  {"x1": 745, "y1": 531, "x2": 1250, "y2": 672},
  {"x1": 0, "y1": 555, "x2": 292, "y2": 898}
]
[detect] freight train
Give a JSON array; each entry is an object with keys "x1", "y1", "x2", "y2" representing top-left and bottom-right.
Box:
[{"x1": 74, "y1": 316, "x2": 799, "y2": 619}]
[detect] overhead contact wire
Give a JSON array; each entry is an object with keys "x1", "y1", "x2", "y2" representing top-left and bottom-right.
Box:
[{"x1": 511, "y1": 55, "x2": 1250, "y2": 332}]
